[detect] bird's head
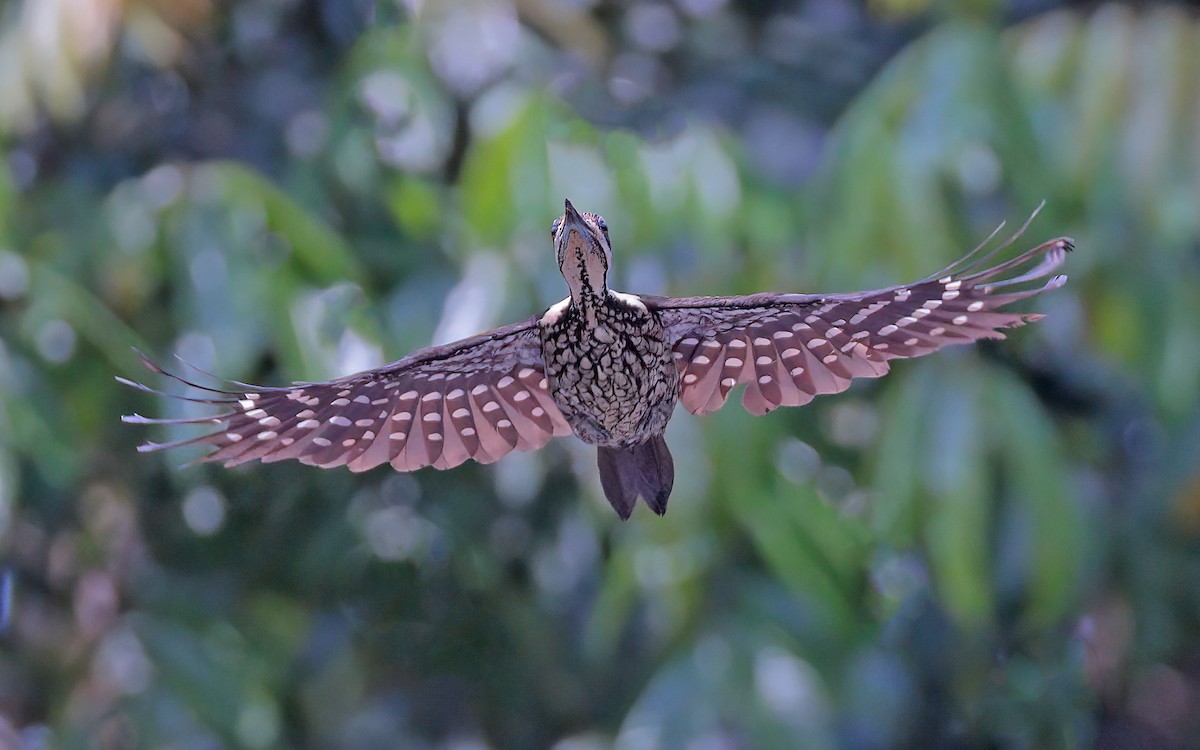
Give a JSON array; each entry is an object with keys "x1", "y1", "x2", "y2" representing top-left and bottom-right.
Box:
[{"x1": 551, "y1": 198, "x2": 612, "y2": 302}]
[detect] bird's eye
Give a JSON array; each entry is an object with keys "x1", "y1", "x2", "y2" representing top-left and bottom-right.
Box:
[
  {"x1": 597, "y1": 218, "x2": 608, "y2": 233},
  {"x1": 550, "y1": 217, "x2": 562, "y2": 237}
]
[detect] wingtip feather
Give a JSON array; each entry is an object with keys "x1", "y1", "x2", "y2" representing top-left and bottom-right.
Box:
[{"x1": 116, "y1": 375, "x2": 148, "y2": 391}]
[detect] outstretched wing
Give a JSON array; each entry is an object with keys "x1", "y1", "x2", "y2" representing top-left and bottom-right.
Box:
[
  {"x1": 648, "y1": 228, "x2": 1073, "y2": 416},
  {"x1": 121, "y1": 318, "x2": 571, "y2": 472}
]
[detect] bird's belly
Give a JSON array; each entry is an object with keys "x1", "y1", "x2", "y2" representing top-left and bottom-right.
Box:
[{"x1": 542, "y1": 323, "x2": 678, "y2": 447}]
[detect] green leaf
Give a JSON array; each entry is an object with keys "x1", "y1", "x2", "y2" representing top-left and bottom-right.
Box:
[
  {"x1": 986, "y1": 370, "x2": 1082, "y2": 625},
  {"x1": 201, "y1": 161, "x2": 360, "y2": 285}
]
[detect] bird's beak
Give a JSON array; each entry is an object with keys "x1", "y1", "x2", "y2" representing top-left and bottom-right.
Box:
[
  {"x1": 562, "y1": 198, "x2": 589, "y2": 241},
  {"x1": 563, "y1": 198, "x2": 583, "y2": 225}
]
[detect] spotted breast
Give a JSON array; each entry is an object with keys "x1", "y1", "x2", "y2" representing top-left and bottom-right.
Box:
[{"x1": 539, "y1": 292, "x2": 678, "y2": 447}]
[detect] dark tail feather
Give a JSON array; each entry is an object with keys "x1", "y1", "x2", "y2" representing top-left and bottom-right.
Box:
[
  {"x1": 634, "y1": 435, "x2": 674, "y2": 515},
  {"x1": 596, "y1": 436, "x2": 675, "y2": 520},
  {"x1": 597, "y1": 446, "x2": 639, "y2": 520}
]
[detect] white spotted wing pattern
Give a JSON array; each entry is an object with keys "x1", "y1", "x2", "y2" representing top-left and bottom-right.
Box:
[
  {"x1": 122, "y1": 319, "x2": 571, "y2": 472},
  {"x1": 650, "y1": 234, "x2": 1072, "y2": 416}
]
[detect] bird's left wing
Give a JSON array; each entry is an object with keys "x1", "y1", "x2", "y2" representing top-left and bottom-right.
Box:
[
  {"x1": 645, "y1": 234, "x2": 1073, "y2": 416},
  {"x1": 121, "y1": 318, "x2": 571, "y2": 472}
]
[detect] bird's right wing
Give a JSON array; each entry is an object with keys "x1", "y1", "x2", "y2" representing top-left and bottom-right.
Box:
[
  {"x1": 646, "y1": 231, "x2": 1073, "y2": 416},
  {"x1": 120, "y1": 318, "x2": 571, "y2": 473}
]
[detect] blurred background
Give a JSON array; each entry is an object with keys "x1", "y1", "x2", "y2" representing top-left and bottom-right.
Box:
[{"x1": 2, "y1": 0, "x2": 1200, "y2": 747}]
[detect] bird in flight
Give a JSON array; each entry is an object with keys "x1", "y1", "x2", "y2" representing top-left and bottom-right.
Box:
[{"x1": 122, "y1": 199, "x2": 1072, "y2": 519}]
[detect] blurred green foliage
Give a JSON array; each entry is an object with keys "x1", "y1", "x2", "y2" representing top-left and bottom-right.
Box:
[{"x1": 2, "y1": 1, "x2": 1200, "y2": 748}]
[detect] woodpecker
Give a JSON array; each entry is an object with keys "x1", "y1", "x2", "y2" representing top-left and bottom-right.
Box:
[{"x1": 122, "y1": 199, "x2": 1072, "y2": 519}]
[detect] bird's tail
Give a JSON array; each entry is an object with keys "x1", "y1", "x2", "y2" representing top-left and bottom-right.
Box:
[{"x1": 596, "y1": 436, "x2": 675, "y2": 520}]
